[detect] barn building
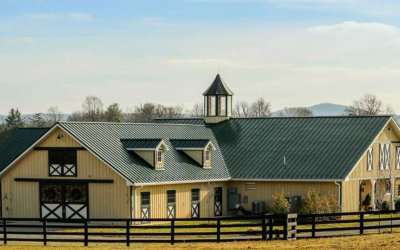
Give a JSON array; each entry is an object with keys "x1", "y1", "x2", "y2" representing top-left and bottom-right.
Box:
[{"x1": 0, "y1": 74, "x2": 400, "y2": 220}]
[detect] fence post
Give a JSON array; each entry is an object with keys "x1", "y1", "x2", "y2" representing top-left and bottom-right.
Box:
[
  {"x1": 84, "y1": 220, "x2": 88, "y2": 247},
  {"x1": 360, "y1": 213, "x2": 364, "y2": 235},
  {"x1": 261, "y1": 214, "x2": 266, "y2": 241},
  {"x1": 283, "y1": 214, "x2": 288, "y2": 240},
  {"x1": 43, "y1": 220, "x2": 47, "y2": 246},
  {"x1": 217, "y1": 218, "x2": 221, "y2": 243},
  {"x1": 268, "y1": 214, "x2": 273, "y2": 240},
  {"x1": 311, "y1": 215, "x2": 316, "y2": 238},
  {"x1": 2, "y1": 219, "x2": 6, "y2": 245},
  {"x1": 126, "y1": 220, "x2": 130, "y2": 247},
  {"x1": 170, "y1": 219, "x2": 175, "y2": 245}
]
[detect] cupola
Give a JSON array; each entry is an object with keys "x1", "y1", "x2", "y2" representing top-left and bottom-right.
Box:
[{"x1": 203, "y1": 74, "x2": 234, "y2": 124}]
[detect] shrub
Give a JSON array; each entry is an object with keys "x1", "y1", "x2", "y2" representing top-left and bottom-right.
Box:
[
  {"x1": 395, "y1": 200, "x2": 400, "y2": 211},
  {"x1": 382, "y1": 201, "x2": 390, "y2": 211},
  {"x1": 270, "y1": 192, "x2": 291, "y2": 214},
  {"x1": 300, "y1": 188, "x2": 338, "y2": 214}
]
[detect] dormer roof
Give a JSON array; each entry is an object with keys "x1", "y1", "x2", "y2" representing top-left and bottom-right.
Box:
[
  {"x1": 171, "y1": 139, "x2": 215, "y2": 150},
  {"x1": 121, "y1": 139, "x2": 168, "y2": 151},
  {"x1": 203, "y1": 74, "x2": 234, "y2": 96}
]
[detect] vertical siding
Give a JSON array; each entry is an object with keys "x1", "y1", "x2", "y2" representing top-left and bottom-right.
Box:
[
  {"x1": 1, "y1": 128, "x2": 129, "y2": 218},
  {"x1": 132, "y1": 182, "x2": 227, "y2": 219},
  {"x1": 342, "y1": 180, "x2": 360, "y2": 212},
  {"x1": 228, "y1": 181, "x2": 338, "y2": 211},
  {"x1": 349, "y1": 124, "x2": 400, "y2": 180}
]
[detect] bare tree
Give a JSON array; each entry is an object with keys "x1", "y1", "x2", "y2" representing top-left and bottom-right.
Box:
[
  {"x1": 190, "y1": 103, "x2": 204, "y2": 118},
  {"x1": 130, "y1": 103, "x2": 183, "y2": 123},
  {"x1": 47, "y1": 106, "x2": 64, "y2": 123},
  {"x1": 81, "y1": 96, "x2": 104, "y2": 121},
  {"x1": 249, "y1": 98, "x2": 271, "y2": 117},
  {"x1": 278, "y1": 107, "x2": 314, "y2": 117},
  {"x1": 345, "y1": 94, "x2": 394, "y2": 116},
  {"x1": 233, "y1": 101, "x2": 250, "y2": 117}
]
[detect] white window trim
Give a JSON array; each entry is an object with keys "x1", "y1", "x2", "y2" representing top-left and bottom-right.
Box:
[
  {"x1": 156, "y1": 149, "x2": 163, "y2": 163},
  {"x1": 396, "y1": 147, "x2": 400, "y2": 170},
  {"x1": 205, "y1": 149, "x2": 211, "y2": 162}
]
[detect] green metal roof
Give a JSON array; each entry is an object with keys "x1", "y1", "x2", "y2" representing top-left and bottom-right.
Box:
[
  {"x1": 170, "y1": 139, "x2": 210, "y2": 149},
  {"x1": 154, "y1": 118, "x2": 205, "y2": 125},
  {"x1": 58, "y1": 122, "x2": 229, "y2": 184},
  {"x1": 0, "y1": 127, "x2": 50, "y2": 172},
  {"x1": 212, "y1": 116, "x2": 391, "y2": 180},
  {"x1": 121, "y1": 139, "x2": 162, "y2": 150}
]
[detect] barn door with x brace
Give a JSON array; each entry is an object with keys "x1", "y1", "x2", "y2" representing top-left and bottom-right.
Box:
[
  {"x1": 214, "y1": 187, "x2": 222, "y2": 216},
  {"x1": 191, "y1": 188, "x2": 200, "y2": 218},
  {"x1": 40, "y1": 183, "x2": 88, "y2": 220},
  {"x1": 140, "y1": 192, "x2": 150, "y2": 223},
  {"x1": 167, "y1": 190, "x2": 176, "y2": 219}
]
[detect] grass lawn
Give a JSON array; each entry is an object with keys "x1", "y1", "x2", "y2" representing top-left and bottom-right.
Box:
[{"x1": 0, "y1": 232, "x2": 400, "y2": 249}]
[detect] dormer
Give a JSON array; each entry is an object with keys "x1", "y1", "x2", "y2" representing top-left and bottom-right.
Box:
[
  {"x1": 203, "y1": 74, "x2": 234, "y2": 124},
  {"x1": 170, "y1": 139, "x2": 216, "y2": 168},
  {"x1": 121, "y1": 139, "x2": 169, "y2": 170}
]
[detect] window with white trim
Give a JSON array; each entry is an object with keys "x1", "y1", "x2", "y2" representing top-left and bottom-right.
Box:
[
  {"x1": 156, "y1": 149, "x2": 163, "y2": 163},
  {"x1": 205, "y1": 149, "x2": 211, "y2": 162},
  {"x1": 367, "y1": 147, "x2": 373, "y2": 171},
  {"x1": 48, "y1": 150, "x2": 77, "y2": 177}
]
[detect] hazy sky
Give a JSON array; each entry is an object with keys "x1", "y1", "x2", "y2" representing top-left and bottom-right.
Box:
[{"x1": 0, "y1": 0, "x2": 400, "y2": 114}]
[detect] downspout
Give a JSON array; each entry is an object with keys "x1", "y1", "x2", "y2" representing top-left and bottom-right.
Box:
[{"x1": 335, "y1": 182, "x2": 342, "y2": 212}]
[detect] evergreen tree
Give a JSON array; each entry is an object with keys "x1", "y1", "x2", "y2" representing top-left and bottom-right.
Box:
[
  {"x1": 105, "y1": 103, "x2": 123, "y2": 122},
  {"x1": 5, "y1": 108, "x2": 24, "y2": 129}
]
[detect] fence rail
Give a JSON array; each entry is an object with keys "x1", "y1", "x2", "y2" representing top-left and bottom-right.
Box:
[{"x1": 1, "y1": 210, "x2": 400, "y2": 246}]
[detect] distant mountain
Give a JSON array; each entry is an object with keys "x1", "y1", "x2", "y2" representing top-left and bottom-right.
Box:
[{"x1": 272, "y1": 103, "x2": 348, "y2": 117}]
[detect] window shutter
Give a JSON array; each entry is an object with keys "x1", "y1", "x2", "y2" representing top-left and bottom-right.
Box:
[
  {"x1": 379, "y1": 144, "x2": 384, "y2": 170},
  {"x1": 385, "y1": 144, "x2": 390, "y2": 170},
  {"x1": 367, "y1": 147, "x2": 373, "y2": 171},
  {"x1": 397, "y1": 147, "x2": 400, "y2": 170}
]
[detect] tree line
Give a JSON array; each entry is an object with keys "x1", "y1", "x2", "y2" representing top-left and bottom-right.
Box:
[{"x1": 0, "y1": 94, "x2": 396, "y2": 141}]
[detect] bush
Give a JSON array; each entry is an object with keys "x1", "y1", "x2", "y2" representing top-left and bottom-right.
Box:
[
  {"x1": 382, "y1": 201, "x2": 390, "y2": 211},
  {"x1": 395, "y1": 200, "x2": 400, "y2": 211},
  {"x1": 300, "y1": 188, "x2": 338, "y2": 214},
  {"x1": 270, "y1": 192, "x2": 291, "y2": 214}
]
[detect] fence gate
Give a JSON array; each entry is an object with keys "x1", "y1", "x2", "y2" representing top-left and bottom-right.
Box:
[
  {"x1": 141, "y1": 192, "x2": 150, "y2": 222},
  {"x1": 214, "y1": 187, "x2": 222, "y2": 216},
  {"x1": 40, "y1": 183, "x2": 88, "y2": 220},
  {"x1": 167, "y1": 190, "x2": 176, "y2": 219},
  {"x1": 191, "y1": 188, "x2": 200, "y2": 218}
]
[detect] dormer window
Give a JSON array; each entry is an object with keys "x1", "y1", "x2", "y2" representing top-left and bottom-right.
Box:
[
  {"x1": 157, "y1": 149, "x2": 163, "y2": 164},
  {"x1": 171, "y1": 139, "x2": 216, "y2": 168},
  {"x1": 121, "y1": 139, "x2": 168, "y2": 170},
  {"x1": 205, "y1": 149, "x2": 211, "y2": 162}
]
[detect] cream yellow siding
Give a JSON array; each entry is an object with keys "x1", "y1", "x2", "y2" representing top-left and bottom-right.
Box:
[
  {"x1": 1, "y1": 127, "x2": 130, "y2": 218},
  {"x1": 341, "y1": 180, "x2": 360, "y2": 212},
  {"x1": 228, "y1": 181, "x2": 338, "y2": 211},
  {"x1": 132, "y1": 182, "x2": 227, "y2": 219},
  {"x1": 349, "y1": 124, "x2": 400, "y2": 180}
]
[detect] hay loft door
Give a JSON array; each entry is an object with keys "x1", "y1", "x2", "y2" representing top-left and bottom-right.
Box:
[{"x1": 40, "y1": 183, "x2": 88, "y2": 220}]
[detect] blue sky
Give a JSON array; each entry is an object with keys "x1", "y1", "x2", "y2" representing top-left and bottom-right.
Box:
[{"x1": 1, "y1": 0, "x2": 400, "y2": 114}]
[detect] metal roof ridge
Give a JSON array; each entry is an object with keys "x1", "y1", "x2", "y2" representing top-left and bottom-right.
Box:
[
  {"x1": 230, "y1": 115, "x2": 392, "y2": 119},
  {"x1": 57, "y1": 121, "x2": 206, "y2": 127}
]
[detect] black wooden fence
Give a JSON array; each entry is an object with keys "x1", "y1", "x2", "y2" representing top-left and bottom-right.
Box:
[{"x1": 0, "y1": 210, "x2": 399, "y2": 246}]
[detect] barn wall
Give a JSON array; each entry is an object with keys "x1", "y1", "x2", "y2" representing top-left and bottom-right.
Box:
[
  {"x1": 1, "y1": 127, "x2": 130, "y2": 218},
  {"x1": 132, "y1": 182, "x2": 227, "y2": 219},
  {"x1": 228, "y1": 181, "x2": 338, "y2": 212}
]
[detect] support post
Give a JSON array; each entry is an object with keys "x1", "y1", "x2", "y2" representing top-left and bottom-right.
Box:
[
  {"x1": 360, "y1": 213, "x2": 364, "y2": 235},
  {"x1": 311, "y1": 215, "x2": 316, "y2": 238},
  {"x1": 170, "y1": 219, "x2": 175, "y2": 245},
  {"x1": 84, "y1": 220, "x2": 88, "y2": 247},
  {"x1": 2, "y1": 219, "x2": 6, "y2": 245},
  {"x1": 126, "y1": 220, "x2": 130, "y2": 247},
  {"x1": 217, "y1": 219, "x2": 221, "y2": 243},
  {"x1": 371, "y1": 179, "x2": 376, "y2": 211},
  {"x1": 283, "y1": 214, "x2": 288, "y2": 240},
  {"x1": 268, "y1": 214, "x2": 273, "y2": 240},
  {"x1": 43, "y1": 220, "x2": 47, "y2": 246},
  {"x1": 261, "y1": 214, "x2": 266, "y2": 241}
]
